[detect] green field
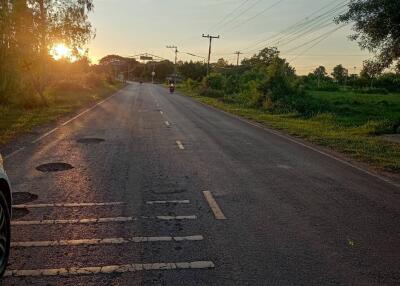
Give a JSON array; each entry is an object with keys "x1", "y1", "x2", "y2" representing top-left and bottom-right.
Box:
[
  {"x1": 180, "y1": 87, "x2": 400, "y2": 173},
  {"x1": 0, "y1": 82, "x2": 124, "y2": 146}
]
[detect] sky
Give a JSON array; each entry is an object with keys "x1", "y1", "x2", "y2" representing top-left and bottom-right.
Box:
[{"x1": 87, "y1": 0, "x2": 371, "y2": 75}]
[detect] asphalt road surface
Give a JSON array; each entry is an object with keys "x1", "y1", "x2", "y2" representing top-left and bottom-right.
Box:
[{"x1": 2, "y1": 83, "x2": 400, "y2": 285}]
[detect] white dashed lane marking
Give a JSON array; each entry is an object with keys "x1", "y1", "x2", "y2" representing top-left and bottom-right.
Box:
[
  {"x1": 11, "y1": 215, "x2": 197, "y2": 225},
  {"x1": 12, "y1": 235, "x2": 204, "y2": 248},
  {"x1": 165, "y1": 121, "x2": 171, "y2": 127},
  {"x1": 146, "y1": 200, "x2": 190, "y2": 205},
  {"x1": 13, "y1": 202, "x2": 125, "y2": 209},
  {"x1": 4, "y1": 261, "x2": 215, "y2": 278},
  {"x1": 203, "y1": 191, "x2": 227, "y2": 220},
  {"x1": 176, "y1": 140, "x2": 185, "y2": 150}
]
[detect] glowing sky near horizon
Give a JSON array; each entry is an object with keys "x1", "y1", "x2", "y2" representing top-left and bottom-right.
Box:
[{"x1": 88, "y1": 0, "x2": 370, "y2": 75}]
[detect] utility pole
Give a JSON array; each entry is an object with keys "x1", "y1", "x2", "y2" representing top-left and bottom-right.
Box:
[
  {"x1": 234, "y1": 51, "x2": 243, "y2": 66},
  {"x1": 167, "y1": 45, "x2": 178, "y2": 82},
  {"x1": 202, "y1": 34, "x2": 220, "y2": 76}
]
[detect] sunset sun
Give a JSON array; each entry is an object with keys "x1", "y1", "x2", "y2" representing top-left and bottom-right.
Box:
[{"x1": 50, "y1": 43, "x2": 73, "y2": 61}]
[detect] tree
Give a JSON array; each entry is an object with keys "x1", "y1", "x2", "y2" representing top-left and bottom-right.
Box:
[
  {"x1": 331, "y1": 64, "x2": 349, "y2": 85},
  {"x1": 152, "y1": 60, "x2": 174, "y2": 81},
  {"x1": 360, "y1": 60, "x2": 382, "y2": 88},
  {"x1": 178, "y1": 61, "x2": 206, "y2": 81},
  {"x1": 337, "y1": 0, "x2": 400, "y2": 71},
  {"x1": 313, "y1": 66, "x2": 327, "y2": 78},
  {"x1": 242, "y1": 47, "x2": 280, "y2": 67},
  {"x1": 396, "y1": 62, "x2": 400, "y2": 75},
  {"x1": 313, "y1": 66, "x2": 327, "y2": 88},
  {"x1": 215, "y1": 58, "x2": 229, "y2": 68}
]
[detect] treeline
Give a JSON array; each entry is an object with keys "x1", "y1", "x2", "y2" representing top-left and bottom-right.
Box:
[
  {"x1": 0, "y1": 0, "x2": 113, "y2": 108},
  {"x1": 98, "y1": 55, "x2": 175, "y2": 83},
  {"x1": 303, "y1": 64, "x2": 400, "y2": 94},
  {"x1": 177, "y1": 47, "x2": 400, "y2": 115},
  {"x1": 98, "y1": 54, "x2": 208, "y2": 83}
]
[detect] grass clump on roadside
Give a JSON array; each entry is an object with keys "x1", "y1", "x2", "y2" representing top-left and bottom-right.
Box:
[
  {"x1": 178, "y1": 86, "x2": 400, "y2": 173},
  {"x1": 175, "y1": 47, "x2": 400, "y2": 173},
  {"x1": 0, "y1": 80, "x2": 124, "y2": 146}
]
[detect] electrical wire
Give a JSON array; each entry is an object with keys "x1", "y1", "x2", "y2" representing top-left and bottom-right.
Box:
[
  {"x1": 208, "y1": 0, "x2": 252, "y2": 32},
  {"x1": 285, "y1": 23, "x2": 348, "y2": 57},
  {"x1": 240, "y1": 0, "x2": 348, "y2": 52},
  {"x1": 221, "y1": 0, "x2": 285, "y2": 34},
  {"x1": 214, "y1": 0, "x2": 263, "y2": 33}
]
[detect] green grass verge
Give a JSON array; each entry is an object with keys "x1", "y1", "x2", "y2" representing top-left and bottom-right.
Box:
[
  {"x1": 0, "y1": 82, "x2": 124, "y2": 146},
  {"x1": 179, "y1": 87, "x2": 400, "y2": 173}
]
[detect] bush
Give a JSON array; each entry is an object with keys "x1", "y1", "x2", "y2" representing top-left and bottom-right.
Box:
[
  {"x1": 314, "y1": 82, "x2": 340, "y2": 92},
  {"x1": 85, "y1": 72, "x2": 104, "y2": 88},
  {"x1": 50, "y1": 80, "x2": 88, "y2": 93},
  {"x1": 183, "y1": 78, "x2": 200, "y2": 91},
  {"x1": 106, "y1": 75, "x2": 116, "y2": 85},
  {"x1": 198, "y1": 87, "x2": 224, "y2": 98},
  {"x1": 202, "y1": 73, "x2": 226, "y2": 90},
  {"x1": 358, "y1": 88, "x2": 389, "y2": 94},
  {"x1": 240, "y1": 80, "x2": 264, "y2": 108}
]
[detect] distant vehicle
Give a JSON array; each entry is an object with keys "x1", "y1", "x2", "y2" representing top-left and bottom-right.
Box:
[
  {"x1": 139, "y1": 81, "x2": 143, "y2": 84},
  {"x1": 0, "y1": 154, "x2": 11, "y2": 277}
]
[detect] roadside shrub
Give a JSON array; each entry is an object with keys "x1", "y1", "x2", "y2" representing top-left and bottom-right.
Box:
[
  {"x1": 50, "y1": 80, "x2": 87, "y2": 93},
  {"x1": 202, "y1": 73, "x2": 226, "y2": 90},
  {"x1": 241, "y1": 80, "x2": 264, "y2": 108},
  {"x1": 198, "y1": 87, "x2": 224, "y2": 98},
  {"x1": 183, "y1": 78, "x2": 200, "y2": 91},
  {"x1": 314, "y1": 82, "x2": 339, "y2": 92},
  {"x1": 85, "y1": 72, "x2": 104, "y2": 88},
  {"x1": 106, "y1": 75, "x2": 116, "y2": 85},
  {"x1": 375, "y1": 73, "x2": 400, "y2": 92},
  {"x1": 11, "y1": 90, "x2": 43, "y2": 109},
  {"x1": 358, "y1": 88, "x2": 389, "y2": 95}
]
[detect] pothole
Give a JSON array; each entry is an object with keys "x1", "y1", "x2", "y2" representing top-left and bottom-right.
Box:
[
  {"x1": 12, "y1": 192, "x2": 38, "y2": 204},
  {"x1": 12, "y1": 208, "x2": 30, "y2": 219},
  {"x1": 77, "y1": 138, "x2": 105, "y2": 144},
  {"x1": 150, "y1": 189, "x2": 187, "y2": 195},
  {"x1": 36, "y1": 163, "x2": 74, "y2": 173}
]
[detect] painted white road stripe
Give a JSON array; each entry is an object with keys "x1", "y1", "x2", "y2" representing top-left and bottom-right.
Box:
[
  {"x1": 165, "y1": 121, "x2": 171, "y2": 126},
  {"x1": 203, "y1": 191, "x2": 226, "y2": 220},
  {"x1": 31, "y1": 128, "x2": 59, "y2": 144},
  {"x1": 11, "y1": 215, "x2": 197, "y2": 225},
  {"x1": 61, "y1": 93, "x2": 117, "y2": 126},
  {"x1": 176, "y1": 140, "x2": 185, "y2": 150},
  {"x1": 31, "y1": 92, "x2": 119, "y2": 144},
  {"x1": 13, "y1": 202, "x2": 125, "y2": 209},
  {"x1": 4, "y1": 261, "x2": 215, "y2": 277},
  {"x1": 11, "y1": 235, "x2": 204, "y2": 248},
  {"x1": 160, "y1": 111, "x2": 164, "y2": 115},
  {"x1": 146, "y1": 200, "x2": 190, "y2": 205},
  {"x1": 4, "y1": 147, "x2": 26, "y2": 159}
]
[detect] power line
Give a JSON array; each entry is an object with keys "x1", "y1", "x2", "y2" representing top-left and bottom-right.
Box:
[
  {"x1": 246, "y1": 2, "x2": 347, "y2": 53},
  {"x1": 265, "y1": 5, "x2": 347, "y2": 48},
  {"x1": 215, "y1": 0, "x2": 263, "y2": 33},
  {"x1": 240, "y1": 0, "x2": 348, "y2": 52},
  {"x1": 209, "y1": 0, "x2": 252, "y2": 32},
  {"x1": 286, "y1": 24, "x2": 348, "y2": 58},
  {"x1": 222, "y1": 0, "x2": 285, "y2": 34},
  {"x1": 268, "y1": 15, "x2": 344, "y2": 50}
]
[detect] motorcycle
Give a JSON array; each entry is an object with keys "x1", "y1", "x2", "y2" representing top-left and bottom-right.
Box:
[{"x1": 169, "y1": 84, "x2": 175, "y2": 93}]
